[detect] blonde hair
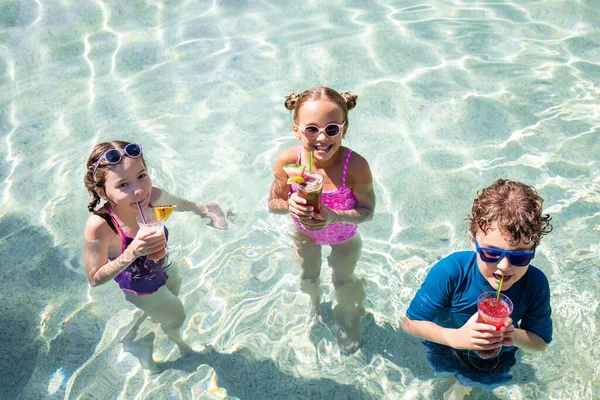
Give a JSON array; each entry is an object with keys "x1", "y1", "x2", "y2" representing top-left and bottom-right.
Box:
[{"x1": 284, "y1": 86, "x2": 357, "y2": 126}]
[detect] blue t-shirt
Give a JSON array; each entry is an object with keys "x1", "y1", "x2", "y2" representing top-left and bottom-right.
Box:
[{"x1": 407, "y1": 251, "x2": 553, "y2": 346}]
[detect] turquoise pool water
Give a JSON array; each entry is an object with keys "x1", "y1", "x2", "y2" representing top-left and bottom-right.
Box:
[{"x1": 1, "y1": 0, "x2": 599, "y2": 398}]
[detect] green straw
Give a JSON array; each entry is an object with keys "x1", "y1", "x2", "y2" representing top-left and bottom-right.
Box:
[
  {"x1": 309, "y1": 151, "x2": 313, "y2": 173},
  {"x1": 495, "y1": 275, "x2": 504, "y2": 302}
]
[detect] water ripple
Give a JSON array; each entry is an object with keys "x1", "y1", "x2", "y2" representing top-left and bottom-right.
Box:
[{"x1": 1, "y1": 0, "x2": 599, "y2": 398}]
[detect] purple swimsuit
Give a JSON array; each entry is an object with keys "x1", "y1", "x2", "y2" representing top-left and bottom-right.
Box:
[
  {"x1": 104, "y1": 205, "x2": 169, "y2": 296},
  {"x1": 291, "y1": 146, "x2": 359, "y2": 245}
]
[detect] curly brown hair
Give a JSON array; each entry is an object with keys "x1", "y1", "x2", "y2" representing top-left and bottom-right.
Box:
[
  {"x1": 469, "y1": 179, "x2": 552, "y2": 246},
  {"x1": 284, "y1": 86, "x2": 357, "y2": 126},
  {"x1": 83, "y1": 141, "x2": 147, "y2": 212}
]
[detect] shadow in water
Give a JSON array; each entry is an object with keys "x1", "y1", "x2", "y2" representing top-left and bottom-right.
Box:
[
  {"x1": 159, "y1": 346, "x2": 374, "y2": 400},
  {"x1": 155, "y1": 311, "x2": 543, "y2": 400},
  {"x1": 359, "y1": 312, "x2": 435, "y2": 380},
  {"x1": 0, "y1": 213, "x2": 93, "y2": 399},
  {"x1": 357, "y1": 312, "x2": 543, "y2": 398}
]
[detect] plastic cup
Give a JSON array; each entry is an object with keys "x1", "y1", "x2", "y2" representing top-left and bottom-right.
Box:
[
  {"x1": 474, "y1": 291, "x2": 513, "y2": 359},
  {"x1": 135, "y1": 215, "x2": 167, "y2": 261},
  {"x1": 295, "y1": 172, "x2": 324, "y2": 214}
]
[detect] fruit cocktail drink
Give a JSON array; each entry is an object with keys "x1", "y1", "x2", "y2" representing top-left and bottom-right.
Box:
[
  {"x1": 475, "y1": 292, "x2": 513, "y2": 359},
  {"x1": 295, "y1": 172, "x2": 324, "y2": 214}
]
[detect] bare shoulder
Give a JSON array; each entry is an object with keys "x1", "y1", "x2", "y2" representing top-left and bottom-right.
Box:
[
  {"x1": 274, "y1": 146, "x2": 299, "y2": 168},
  {"x1": 346, "y1": 149, "x2": 372, "y2": 185},
  {"x1": 149, "y1": 186, "x2": 162, "y2": 204},
  {"x1": 84, "y1": 213, "x2": 113, "y2": 241}
]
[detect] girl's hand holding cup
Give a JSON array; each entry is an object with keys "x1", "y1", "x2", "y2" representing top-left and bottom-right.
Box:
[
  {"x1": 302, "y1": 206, "x2": 330, "y2": 231},
  {"x1": 288, "y1": 192, "x2": 314, "y2": 220},
  {"x1": 130, "y1": 228, "x2": 166, "y2": 258},
  {"x1": 289, "y1": 193, "x2": 331, "y2": 231},
  {"x1": 133, "y1": 218, "x2": 167, "y2": 259}
]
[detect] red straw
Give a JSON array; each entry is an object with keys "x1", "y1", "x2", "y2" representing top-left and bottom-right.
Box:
[{"x1": 136, "y1": 202, "x2": 147, "y2": 224}]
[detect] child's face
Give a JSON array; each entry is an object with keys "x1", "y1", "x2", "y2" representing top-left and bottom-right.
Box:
[
  {"x1": 99, "y1": 157, "x2": 152, "y2": 213},
  {"x1": 470, "y1": 224, "x2": 534, "y2": 291},
  {"x1": 293, "y1": 99, "x2": 347, "y2": 163}
]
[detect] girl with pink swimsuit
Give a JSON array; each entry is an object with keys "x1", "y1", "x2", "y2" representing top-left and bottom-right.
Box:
[
  {"x1": 83, "y1": 140, "x2": 229, "y2": 371},
  {"x1": 269, "y1": 87, "x2": 376, "y2": 352}
]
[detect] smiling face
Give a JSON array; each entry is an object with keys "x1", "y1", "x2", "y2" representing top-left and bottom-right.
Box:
[
  {"x1": 96, "y1": 157, "x2": 152, "y2": 214},
  {"x1": 470, "y1": 224, "x2": 534, "y2": 291},
  {"x1": 293, "y1": 100, "x2": 347, "y2": 164}
]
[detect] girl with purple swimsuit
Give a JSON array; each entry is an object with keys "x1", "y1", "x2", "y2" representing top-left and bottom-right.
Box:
[
  {"x1": 83, "y1": 140, "x2": 228, "y2": 371},
  {"x1": 268, "y1": 87, "x2": 376, "y2": 352}
]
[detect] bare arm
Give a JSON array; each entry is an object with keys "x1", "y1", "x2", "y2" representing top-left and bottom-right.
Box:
[
  {"x1": 152, "y1": 186, "x2": 229, "y2": 229},
  {"x1": 84, "y1": 238, "x2": 138, "y2": 287},
  {"x1": 83, "y1": 215, "x2": 165, "y2": 287},
  {"x1": 512, "y1": 329, "x2": 547, "y2": 351},
  {"x1": 269, "y1": 179, "x2": 290, "y2": 214},
  {"x1": 152, "y1": 187, "x2": 205, "y2": 214},
  {"x1": 501, "y1": 320, "x2": 548, "y2": 351},
  {"x1": 268, "y1": 147, "x2": 297, "y2": 214},
  {"x1": 402, "y1": 317, "x2": 461, "y2": 348},
  {"x1": 403, "y1": 313, "x2": 547, "y2": 352},
  {"x1": 329, "y1": 154, "x2": 375, "y2": 224},
  {"x1": 402, "y1": 314, "x2": 506, "y2": 351}
]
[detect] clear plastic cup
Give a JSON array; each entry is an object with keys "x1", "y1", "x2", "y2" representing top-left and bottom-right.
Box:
[
  {"x1": 135, "y1": 215, "x2": 166, "y2": 261},
  {"x1": 474, "y1": 292, "x2": 513, "y2": 359},
  {"x1": 294, "y1": 172, "x2": 324, "y2": 214}
]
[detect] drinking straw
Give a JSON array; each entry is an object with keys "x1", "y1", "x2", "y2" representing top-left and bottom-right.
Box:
[
  {"x1": 309, "y1": 151, "x2": 313, "y2": 173},
  {"x1": 495, "y1": 275, "x2": 504, "y2": 302},
  {"x1": 136, "y1": 202, "x2": 147, "y2": 224}
]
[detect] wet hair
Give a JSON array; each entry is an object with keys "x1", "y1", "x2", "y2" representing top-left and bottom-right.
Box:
[
  {"x1": 469, "y1": 179, "x2": 552, "y2": 246},
  {"x1": 284, "y1": 86, "x2": 358, "y2": 125},
  {"x1": 83, "y1": 140, "x2": 147, "y2": 213}
]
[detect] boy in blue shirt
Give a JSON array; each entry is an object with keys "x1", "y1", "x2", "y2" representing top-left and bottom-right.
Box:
[{"x1": 403, "y1": 179, "x2": 553, "y2": 397}]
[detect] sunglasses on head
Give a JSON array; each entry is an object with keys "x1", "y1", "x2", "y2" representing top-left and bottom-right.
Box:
[
  {"x1": 295, "y1": 121, "x2": 346, "y2": 139},
  {"x1": 93, "y1": 143, "x2": 143, "y2": 180},
  {"x1": 474, "y1": 237, "x2": 535, "y2": 267}
]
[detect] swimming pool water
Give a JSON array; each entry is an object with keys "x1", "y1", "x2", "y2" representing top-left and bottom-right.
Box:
[{"x1": 1, "y1": 0, "x2": 599, "y2": 399}]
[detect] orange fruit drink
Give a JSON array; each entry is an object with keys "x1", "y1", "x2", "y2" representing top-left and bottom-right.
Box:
[{"x1": 154, "y1": 205, "x2": 176, "y2": 222}]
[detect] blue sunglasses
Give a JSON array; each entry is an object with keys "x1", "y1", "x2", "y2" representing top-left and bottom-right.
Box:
[{"x1": 474, "y1": 237, "x2": 535, "y2": 267}]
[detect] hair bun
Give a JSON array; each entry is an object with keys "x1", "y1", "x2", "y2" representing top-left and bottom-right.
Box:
[
  {"x1": 340, "y1": 91, "x2": 358, "y2": 110},
  {"x1": 285, "y1": 92, "x2": 302, "y2": 110}
]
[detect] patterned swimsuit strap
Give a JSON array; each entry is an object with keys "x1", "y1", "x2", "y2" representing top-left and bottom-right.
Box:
[
  {"x1": 103, "y1": 204, "x2": 128, "y2": 252},
  {"x1": 341, "y1": 149, "x2": 353, "y2": 188}
]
